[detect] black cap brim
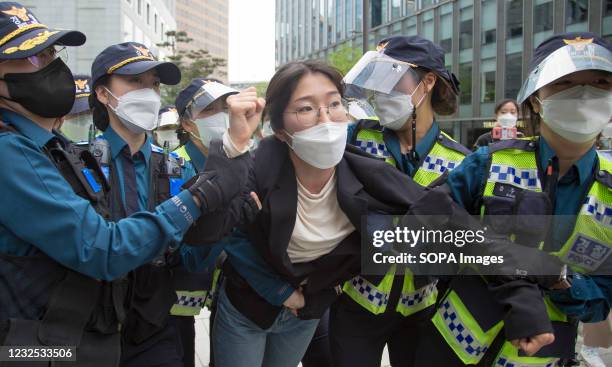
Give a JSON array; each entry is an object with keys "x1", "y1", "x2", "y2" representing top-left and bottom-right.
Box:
[
  {"x1": 113, "y1": 60, "x2": 181, "y2": 85},
  {"x1": 68, "y1": 96, "x2": 90, "y2": 115},
  {"x1": 0, "y1": 28, "x2": 85, "y2": 60}
]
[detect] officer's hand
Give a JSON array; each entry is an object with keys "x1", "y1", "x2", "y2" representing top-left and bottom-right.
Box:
[
  {"x1": 511, "y1": 333, "x2": 555, "y2": 356},
  {"x1": 184, "y1": 170, "x2": 242, "y2": 214},
  {"x1": 227, "y1": 87, "x2": 265, "y2": 151},
  {"x1": 283, "y1": 289, "x2": 305, "y2": 311}
]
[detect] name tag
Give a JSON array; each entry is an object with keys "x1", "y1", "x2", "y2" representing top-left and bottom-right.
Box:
[{"x1": 493, "y1": 182, "x2": 522, "y2": 199}]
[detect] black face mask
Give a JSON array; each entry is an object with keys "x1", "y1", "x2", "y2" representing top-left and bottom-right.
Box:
[{"x1": 1, "y1": 58, "x2": 76, "y2": 118}]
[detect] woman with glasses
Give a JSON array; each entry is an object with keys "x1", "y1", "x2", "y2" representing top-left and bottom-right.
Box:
[{"x1": 181, "y1": 59, "x2": 435, "y2": 367}]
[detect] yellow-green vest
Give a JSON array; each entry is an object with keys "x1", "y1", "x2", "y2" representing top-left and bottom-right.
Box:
[
  {"x1": 170, "y1": 268, "x2": 222, "y2": 316},
  {"x1": 433, "y1": 138, "x2": 612, "y2": 366},
  {"x1": 344, "y1": 121, "x2": 470, "y2": 317}
]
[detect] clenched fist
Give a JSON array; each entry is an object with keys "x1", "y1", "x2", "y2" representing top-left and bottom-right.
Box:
[{"x1": 227, "y1": 87, "x2": 266, "y2": 151}]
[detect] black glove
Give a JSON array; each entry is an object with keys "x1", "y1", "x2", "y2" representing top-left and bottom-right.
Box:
[
  {"x1": 182, "y1": 140, "x2": 252, "y2": 214},
  {"x1": 297, "y1": 286, "x2": 341, "y2": 320}
]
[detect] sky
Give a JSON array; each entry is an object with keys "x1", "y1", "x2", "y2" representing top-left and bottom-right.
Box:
[{"x1": 228, "y1": 0, "x2": 276, "y2": 83}]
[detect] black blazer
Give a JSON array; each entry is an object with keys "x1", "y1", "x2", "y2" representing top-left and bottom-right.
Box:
[{"x1": 185, "y1": 137, "x2": 427, "y2": 327}]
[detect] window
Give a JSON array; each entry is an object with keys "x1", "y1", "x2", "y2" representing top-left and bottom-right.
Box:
[
  {"x1": 146, "y1": 3, "x2": 150, "y2": 25},
  {"x1": 346, "y1": 0, "x2": 353, "y2": 35},
  {"x1": 534, "y1": 0, "x2": 553, "y2": 47},
  {"x1": 534, "y1": 1, "x2": 553, "y2": 33},
  {"x1": 505, "y1": 52, "x2": 522, "y2": 99},
  {"x1": 439, "y1": 4, "x2": 453, "y2": 57},
  {"x1": 566, "y1": 0, "x2": 588, "y2": 32},
  {"x1": 371, "y1": 0, "x2": 382, "y2": 28},
  {"x1": 391, "y1": 0, "x2": 401, "y2": 19},
  {"x1": 154, "y1": 13, "x2": 158, "y2": 33},
  {"x1": 459, "y1": 62, "x2": 472, "y2": 105},
  {"x1": 481, "y1": 0, "x2": 496, "y2": 47},
  {"x1": 422, "y1": 10, "x2": 434, "y2": 41},
  {"x1": 506, "y1": 0, "x2": 522, "y2": 39},
  {"x1": 137, "y1": 0, "x2": 142, "y2": 15},
  {"x1": 356, "y1": 0, "x2": 363, "y2": 32},
  {"x1": 327, "y1": 0, "x2": 333, "y2": 45},
  {"x1": 460, "y1": 19, "x2": 473, "y2": 50},
  {"x1": 336, "y1": 0, "x2": 342, "y2": 41},
  {"x1": 319, "y1": 0, "x2": 324, "y2": 47},
  {"x1": 161, "y1": 22, "x2": 164, "y2": 40}
]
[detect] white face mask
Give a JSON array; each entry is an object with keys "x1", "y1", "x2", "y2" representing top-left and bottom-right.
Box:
[
  {"x1": 538, "y1": 85, "x2": 612, "y2": 143},
  {"x1": 155, "y1": 129, "x2": 180, "y2": 151},
  {"x1": 193, "y1": 112, "x2": 228, "y2": 147},
  {"x1": 497, "y1": 113, "x2": 518, "y2": 128},
  {"x1": 372, "y1": 81, "x2": 425, "y2": 131},
  {"x1": 286, "y1": 122, "x2": 348, "y2": 169},
  {"x1": 106, "y1": 87, "x2": 161, "y2": 134}
]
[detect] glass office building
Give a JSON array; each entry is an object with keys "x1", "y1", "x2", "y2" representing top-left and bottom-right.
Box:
[{"x1": 275, "y1": 0, "x2": 612, "y2": 146}]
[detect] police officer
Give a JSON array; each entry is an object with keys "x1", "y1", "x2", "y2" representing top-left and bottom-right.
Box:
[
  {"x1": 87, "y1": 41, "x2": 247, "y2": 367},
  {"x1": 60, "y1": 74, "x2": 94, "y2": 143},
  {"x1": 331, "y1": 35, "x2": 469, "y2": 367},
  {"x1": 154, "y1": 104, "x2": 222, "y2": 367},
  {"x1": 415, "y1": 32, "x2": 612, "y2": 366},
  {"x1": 174, "y1": 78, "x2": 238, "y2": 172},
  {"x1": 0, "y1": 3, "x2": 240, "y2": 366}
]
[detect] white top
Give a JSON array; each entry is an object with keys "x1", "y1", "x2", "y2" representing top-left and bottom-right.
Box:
[{"x1": 287, "y1": 171, "x2": 355, "y2": 263}]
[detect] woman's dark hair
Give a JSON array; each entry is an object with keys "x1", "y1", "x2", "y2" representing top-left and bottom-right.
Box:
[
  {"x1": 415, "y1": 68, "x2": 457, "y2": 116},
  {"x1": 265, "y1": 60, "x2": 344, "y2": 132},
  {"x1": 494, "y1": 99, "x2": 520, "y2": 115},
  {"x1": 521, "y1": 96, "x2": 540, "y2": 137},
  {"x1": 89, "y1": 75, "x2": 112, "y2": 131}
]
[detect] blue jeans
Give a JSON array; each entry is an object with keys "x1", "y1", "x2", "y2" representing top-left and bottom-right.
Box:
[{"x1": 212, "y1": 285, "x2": 319, "y2": 367}]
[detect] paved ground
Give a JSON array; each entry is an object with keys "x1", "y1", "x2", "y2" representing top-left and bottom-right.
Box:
[{"x1": 193, "y1": 310, "x2": 611, "y2": 367}]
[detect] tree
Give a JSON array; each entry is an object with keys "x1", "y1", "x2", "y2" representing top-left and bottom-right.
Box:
[
  {"x1": 327, "y1": 44, "x2": 363, "y2": 75},
  {"x1": 157, "y1": 31, "x2": 227, "y2": 105}
]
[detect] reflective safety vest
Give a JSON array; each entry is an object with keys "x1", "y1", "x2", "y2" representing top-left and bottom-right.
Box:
[
  {"x1": 433, "y1": 137, "x2": 612, "y2": 366},
  {"x1": 344, "y1": 120, "x2": 470, "y2": 317},
  {"x1": 170, "y1": 268, "x2": 222, "y2": 316}
]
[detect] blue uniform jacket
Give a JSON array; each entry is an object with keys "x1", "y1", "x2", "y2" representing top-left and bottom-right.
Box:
[{"x1": 0, "y1": 110, "x2": 201, "y2": 281}]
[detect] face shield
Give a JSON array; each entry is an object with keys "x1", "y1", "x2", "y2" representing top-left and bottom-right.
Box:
[
  {"x1": 61, "y1": 112, "x2": 94, "y2": 142},
  {"x1": 346, "y1": 98, "x2": 379, "y2": 121},
  {"x1": 344, "y1": 51, "x2": 422, "y2": 97},
  {"x1": 518, "y1": 41, "x2": 612, "y2": 104},
  {"x1": 155, "y1": 108, "x2": 180, "y2": 150},
  {"x1": 185, "y1": 82, "x2": 238, "y2": 120},
  {"x1": 344, "y1": 51, "x2": 425, "y2": 130}
]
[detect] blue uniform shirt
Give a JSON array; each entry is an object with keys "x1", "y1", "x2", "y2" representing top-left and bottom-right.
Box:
[
  {"x1": 347, "y1": 121, "x2": 440, "y2": 176},
  {"x1": 103, "y1": 127, "x2": 152, "y2": 211},
  {"x1": 0, "y1": 109, "x2": 201, "y2": 281},
  {"x1": 446, "y1": 136, "x2": 610, "y2": 322}
]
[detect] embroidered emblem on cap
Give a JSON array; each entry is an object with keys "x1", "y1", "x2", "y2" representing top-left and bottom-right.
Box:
[
  {"x1": 74, "y1": 79, "x2": 91, "y2": 96},
  {"x1": 3, "y1": 30, "x2": 59, "y2": 54},
  {"x1": 376, "y1": 41, "x2": 389, "y2": 52},
  {"x1": 132, "y1": 45, "x2": 154, "y2": 60},
  {"x1": 563, "y1": 36, "x2": 593, "y2": 46},
  {"x1": 3, "y1": 5, "x2": 32, "y2": 23}
]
